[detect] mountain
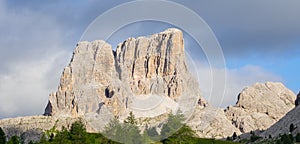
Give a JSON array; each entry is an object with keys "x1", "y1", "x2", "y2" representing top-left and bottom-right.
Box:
[
  {"x1": 43, "y1": 28, "x2": 207, "y2": 132},
  {"x1": 225, "y1": 82, "x2": 295, "y2": 133},
  {"x1": 0, "y1": 28, "x2": 297, "y2": 142}
]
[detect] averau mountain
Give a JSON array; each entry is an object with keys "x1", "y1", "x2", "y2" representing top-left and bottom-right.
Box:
[{"x1": 0, "y1": 28, "x2": 297, "y2": 142}]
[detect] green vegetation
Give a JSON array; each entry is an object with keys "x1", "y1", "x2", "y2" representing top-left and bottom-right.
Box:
[
  {"x1": 296, "y1": 133, "x2": 300, "y2": 142},
  {"x1": 7, "y1": 136, "x2": 20, "y2": 144},
  {"x1": 0, "y1": 113, "x2": 238, "y2": 144},
  {"x1": 160, "y1": 111, "x2": 185, "y2": 139},
  {"x1": 290, "y1": 123, "x2": 296, "y2": 133},
  {"x1": 250, "y1": 135, "x2": 261, "y2": 142},
  {"x1": 0, "y1": 127, "x2": 5, "y2": 144},
  {"x1": 103, "y1": 112, "x2": 143, "y2": 144},
  {"x1": 3, "y1": 116, "x2": 300, "y2": 144}
]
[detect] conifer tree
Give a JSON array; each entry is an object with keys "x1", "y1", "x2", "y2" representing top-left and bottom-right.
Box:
[{"x1": 0, "y1": 127, "x2": 5, "y2": 144}]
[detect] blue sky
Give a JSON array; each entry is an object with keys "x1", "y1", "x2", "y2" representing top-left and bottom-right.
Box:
[{"x1": 0, "y1": 0, "x2": 299, "y2": 119}]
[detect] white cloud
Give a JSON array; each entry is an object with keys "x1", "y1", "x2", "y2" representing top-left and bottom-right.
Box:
[
  {"x1": 0, "y1": 51, "x2": 69, "y2": 118},
  {"x1": 195, "y1": 63, "x2": 282, "y2": 108},
  {"x1": 0, "y1": 1, "x2": 72, "y2": 118}
]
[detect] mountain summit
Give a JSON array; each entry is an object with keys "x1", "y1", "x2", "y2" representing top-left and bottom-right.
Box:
[{"x1": 44, "y1": 28, "x2": 206, "y2": 131}]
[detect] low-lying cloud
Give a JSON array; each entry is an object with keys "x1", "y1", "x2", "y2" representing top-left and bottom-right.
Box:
[
  {"x1": 196, "y1": 63, "x2": 282, "y2": 108},
  {"x1": 0, "y1": 52, "x2": 69, "y2": 118}
]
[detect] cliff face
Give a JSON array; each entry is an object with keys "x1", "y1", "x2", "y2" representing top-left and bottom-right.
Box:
[
  {"x1": 44, "y1": 40, "x2": 117, "y2": 117},
  {"x1": 44, "y1": 28, "x2": 207, "y2": 131},
  {"x1": 115, "y1": 29, "x2": 187, "y2": 99},
  {"x1": 225, "y1": 82, "x2": 296, "y2": 133}
]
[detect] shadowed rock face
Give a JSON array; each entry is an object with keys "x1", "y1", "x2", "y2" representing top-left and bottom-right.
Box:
[
  {"x1": 295, "y1": 91, "x2": 300, "y2": 106},
  {"x1": 261, "y1": 91, "x2": 300, "y2": 138},
  {"x1": 225, "y1": 82, "x2": 296, "y2": 133},
  {"x1": 262, "y1": 102, "x2": 300, "y2": 138}
]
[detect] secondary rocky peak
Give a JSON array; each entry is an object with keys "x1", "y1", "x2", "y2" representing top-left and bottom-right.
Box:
[
  {"x1": 45, "y1": 40, "x2": 116, "y2": 117},
  {"x1": 225, "y1": 82, "x2": 296, "y2": 133}
]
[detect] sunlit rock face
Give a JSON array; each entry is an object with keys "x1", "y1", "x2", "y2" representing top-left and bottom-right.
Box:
[{"x1": 44, "y1": 28, "x2": 206, "y2": 131}]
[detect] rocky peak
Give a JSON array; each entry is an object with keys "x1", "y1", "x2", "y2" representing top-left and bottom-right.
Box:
[
  {"x1": 44, "y1": 40, "x2": 116, "y2": 117},
  {"x1": 225, "y1": 82, "x2": 296, "y2": 133},
  {"x1": 115, "y1": 28, "x2": 186, "y2": 98},
  {"x1": 44, "y1": 28, "x2": 206, "y2": 131}
]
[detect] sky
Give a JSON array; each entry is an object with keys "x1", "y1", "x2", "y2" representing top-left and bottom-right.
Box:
[{"x1": 0, "y1": 0, "x2": 299, "y2": 119}]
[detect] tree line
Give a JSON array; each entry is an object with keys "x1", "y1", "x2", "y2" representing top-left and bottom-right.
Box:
[{"x1": 0, "y1": 112, "x2": 237, "y2": 144}]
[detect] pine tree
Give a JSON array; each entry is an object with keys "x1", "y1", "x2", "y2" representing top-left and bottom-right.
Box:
[
  {"x1": 232, "y1": 132, "x2": 237, "y2": 140},
  {"x1": 7, "y1": 136, "x2": 20, "y2": 144},
  {"x1": 281, "y1": 134, "x2": 293, "y2": 144},
  {"x1": 296, "y1": 133, "x2": 300, "y2": 142},
  {"x1": 69, "y1": 120, "x2": 87, "y2": 144},
  {"x1": 0, "y1": 127, "x2": 5, "y2": 144},
  {"x1": 124, "y1": 111, "x2": 137, "y2": 125},
  {"x1": 161, "y1": 111, "x2": 185, "y2": 138},
  {"x1": 104, "y1": 113, "x2": 143, "y2": 144},
  {"x1": 289, "y1": 123, "x2": 296, "y2": 133},
  {"x1": 53, "y1": 126, "x2": 71, "y2": 144},
  {"x1": 122, "y1": 112, "x2": 143, "y2": 144},
  {"x1": 103, "y1": 117, "x2": 122, "y2": 141}
]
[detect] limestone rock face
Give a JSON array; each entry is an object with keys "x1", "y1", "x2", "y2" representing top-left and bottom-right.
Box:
[
  {"x1": 45, "y1": 40, "x2": 117, "y2": 117},
  {"x1": 44, "y1": 28, "x2": 207, "y2": 131},
  {"x1": 225, "y1": 82, "x2": 296, "y2": 133},
  {"x1": 188, "y1": 106, "x2": 241, "y2": 139},
  {"x1": 115, "y1": 28, "x2": 186, "y2": 99}
]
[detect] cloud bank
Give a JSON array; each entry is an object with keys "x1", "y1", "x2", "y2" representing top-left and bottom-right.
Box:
[
  {"x1": 0, "y1": 1, "x2": 71, "y2": 118},
  {"x1": 196, "y1": 63, "x2": 282, "y2": 108}
]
